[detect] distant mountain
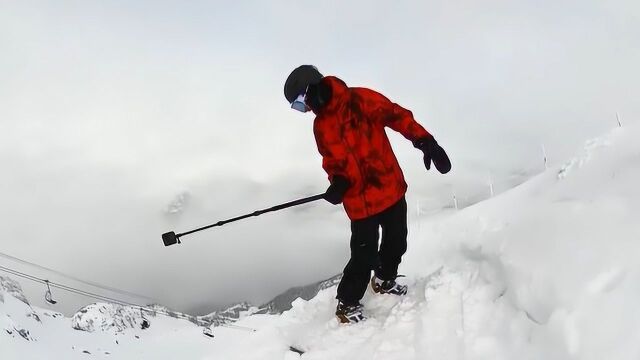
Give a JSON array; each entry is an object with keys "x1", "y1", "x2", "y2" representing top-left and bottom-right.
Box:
[
  {"x1": 72, "y1": 303, "x2": 151, "y2": 333},
  {"x1": 193, "y1": 273, "x2": 342, "y2": 327},
  {"x1": 1, "y1": 276, "x2": 39, "y2": 341},
  {"x1": 0, "y1": 275, "x2": 30, "y2": 305},
  {"x1": 64, "y1": 273, "x2": 343, "y2": 333},
  {"x1": 197, "y1": 302, "x2": 267, "y2": 327},
  {"x1": 260, "y1": 274, "x2": 342, "y2": 314}
]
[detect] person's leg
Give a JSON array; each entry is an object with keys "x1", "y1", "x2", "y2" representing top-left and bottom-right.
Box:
[
  {"x1": 376, "y1": 197, "x2": 408, "y2": 280},
  {"x1": 336, "y1": 215, "x2": 380, "y2": 304}
]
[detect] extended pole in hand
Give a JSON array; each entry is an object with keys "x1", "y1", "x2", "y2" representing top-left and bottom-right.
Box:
[{"x1": 162, "y1": 193, "x2": 325, "y2": 247}]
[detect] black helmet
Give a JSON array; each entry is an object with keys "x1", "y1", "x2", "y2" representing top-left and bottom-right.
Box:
[{"x1": 284, "y1": 65, "x2": 323, "y2": 103}]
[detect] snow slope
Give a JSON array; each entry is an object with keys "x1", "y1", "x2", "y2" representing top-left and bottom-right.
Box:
[
  {"x1": 0, "y1": 276, "x2": 213, "y2": 359},
  {"x1": 2, "y1": 124, "x2": 640, "y2": 359}
]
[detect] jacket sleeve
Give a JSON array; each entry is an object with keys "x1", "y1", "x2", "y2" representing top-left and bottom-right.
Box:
[{"x1": 359, "y1": 88, "x2": 432, "y2": 142}]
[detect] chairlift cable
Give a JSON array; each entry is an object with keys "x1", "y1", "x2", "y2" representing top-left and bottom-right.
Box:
[
  {"x1": 0, "y1": 251, "x2": 155, "y2": 302},
  {"x1": 0, "y1": 265, "x2": 187, "y2": 319},
  {"x1": 0, "y1": 265, "x2": 257, "y2": 332}
]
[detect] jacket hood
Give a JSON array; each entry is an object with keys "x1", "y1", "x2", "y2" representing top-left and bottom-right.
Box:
[{"x1": 313, "y1": 76, "x2": 349, "y2": 115}]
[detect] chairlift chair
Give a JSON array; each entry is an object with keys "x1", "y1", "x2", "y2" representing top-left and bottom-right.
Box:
[
  {"x1": 202, "y1": 326, "x2": 214, "y2": 338},
  {"x1": 44, "y1": 280, "x2": 57, "y2": 305}
]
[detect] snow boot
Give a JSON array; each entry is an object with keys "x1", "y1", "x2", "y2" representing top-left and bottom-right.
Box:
[
  {"x1": 371, "y1": 276, "x2": 408, "y2": 296},
  {"x1": 335, "y1": 301, "x2": 366, "y2": 324}
]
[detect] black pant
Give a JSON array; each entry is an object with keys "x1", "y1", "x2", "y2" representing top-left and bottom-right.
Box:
[{"x1": 336, "y1": 197, "x2": 408, "y2": 305}]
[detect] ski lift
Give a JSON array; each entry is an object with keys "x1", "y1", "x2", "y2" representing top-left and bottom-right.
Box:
[
  {"x1": 44, "y1": 280, "x2": 57, "y2": 305},
  {"x1": 202, "y1": 326, "x2": 214, "y2": 338},
  {"x1": 139, "y1": 308, "x2": 150, "y2": 330}
]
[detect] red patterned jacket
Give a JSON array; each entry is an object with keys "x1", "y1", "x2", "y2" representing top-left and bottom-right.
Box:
[{"x1": 313, "y1": 76, "x2": 431, "y2": 220}]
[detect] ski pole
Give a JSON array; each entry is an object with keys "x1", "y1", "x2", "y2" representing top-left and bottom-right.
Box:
[{"x1": 162, "y1": 193, "x2": 325, "y2": 247}]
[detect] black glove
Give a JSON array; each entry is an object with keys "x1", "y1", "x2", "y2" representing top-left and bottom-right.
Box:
[
  {"x1": 413, "y1": 137, "x2": 451, "y2": 174},
  {"x1": 324, "y1": 175, "x2": 350, "y2": 205}
]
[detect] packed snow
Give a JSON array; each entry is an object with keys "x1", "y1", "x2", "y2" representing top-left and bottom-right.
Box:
[{"x1": 2, "y1": 124, "x2": 640, "y2": 359}]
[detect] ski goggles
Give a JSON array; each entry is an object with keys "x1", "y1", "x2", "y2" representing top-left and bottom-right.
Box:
[{"x1": 290, "y1": 89, "x2": 310, "y2": 113}]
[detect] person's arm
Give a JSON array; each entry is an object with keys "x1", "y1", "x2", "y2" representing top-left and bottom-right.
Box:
[
  {"x1": 356, "y1": 88, "x2": 432, "y2": 141},
  {"x1": 357, "y1": 88, "x2": 451, "y2": 174}
]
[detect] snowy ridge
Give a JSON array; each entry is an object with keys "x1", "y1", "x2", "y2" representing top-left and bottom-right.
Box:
[
  {"x1": 198, "y1": 302, "x2": 266, "y2": 327},
  {"x1": 197, "y1": 273, "x2": 344, "y2": 325},
  {"x1": 557, "y1": 134, "x2": 613, "y2": 179},
  {"x1": 0, "y1": 276, "x2": 29, "y2": 305},
  {"x1": 1, "y1": 276, "x2": 37, "y2": 343},
  {"x1": 261, "y1": 274, "x2": 342, "y2": 314},
  {"x1": 0, "y1": 282, "x2": 212, "y2": 359},
  {"x1": 71, "y1": 303, "x2": 150, "y2": 333}
]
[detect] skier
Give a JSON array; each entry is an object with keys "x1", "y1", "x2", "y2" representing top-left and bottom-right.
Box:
[{"x1": 284, "y1": 65, "x2": 451, "y2": 324}]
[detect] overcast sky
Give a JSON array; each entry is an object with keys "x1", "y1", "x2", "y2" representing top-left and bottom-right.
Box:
[{"x1": 1, "y1": 0, "x2": 639, "y2": 315}]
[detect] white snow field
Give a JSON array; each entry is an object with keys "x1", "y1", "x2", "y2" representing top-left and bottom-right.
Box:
[{"x1": 3, "y1": 123, "x2": 640, "y2": 359}]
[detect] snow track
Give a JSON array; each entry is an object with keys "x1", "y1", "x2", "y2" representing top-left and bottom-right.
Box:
[{"x1": 274, "y1": 265, "x2": 527, "y2": 360}]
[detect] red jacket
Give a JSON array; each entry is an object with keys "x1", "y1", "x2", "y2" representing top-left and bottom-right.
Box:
[{"x1": 313, "y1": 76, "x2": 431, "y2": 220}]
